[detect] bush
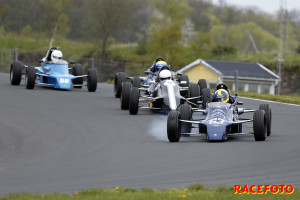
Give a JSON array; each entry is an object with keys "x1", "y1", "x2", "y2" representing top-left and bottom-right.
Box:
[{"x1": 212, "y1": 45, "x2": 238, "y2": 56}]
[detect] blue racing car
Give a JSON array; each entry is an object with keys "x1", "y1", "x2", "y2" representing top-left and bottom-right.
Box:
[
  {"x1": 167, "y1": 84, "x2": 272, "y2": 142},
  {"x1": 10, "y1": 47, "x2": 98, "y2": 92}
]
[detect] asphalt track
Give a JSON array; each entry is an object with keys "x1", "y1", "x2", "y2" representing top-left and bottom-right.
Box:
[{"x1": 0, "y1": 72, "x2": 300, "y2": 195}]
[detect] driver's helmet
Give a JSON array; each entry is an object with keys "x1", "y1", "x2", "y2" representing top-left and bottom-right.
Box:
[
  {"x1": 213, "y1": 89, "x2": 229, "y2": 103},
  {"x1": 51, "y1": 50, "x2": 63, "y2": 64},
  {"x1": 159, "y1": 69, "x2": 172, "y2": 81},
  {"x1": 154, "y1": 60, "x2": 167, "y2": 72}
]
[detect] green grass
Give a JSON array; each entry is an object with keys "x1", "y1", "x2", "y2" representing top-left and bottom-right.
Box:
[
  {"x1": 0, "y1": 35, "x2": 95, "y2": 58},
  {"x1": 239, "y1": 91, "x2": 300, "y2": 105},
  {"x1": 1, "y1": 185, "x2": 299, "y2": 200}
]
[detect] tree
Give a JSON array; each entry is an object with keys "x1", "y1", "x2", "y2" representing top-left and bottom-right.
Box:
[
  {"x1": 38, "y1": 0, "x2": 73, "y2": 38},
  {"x1": 147, "y1": 0, "x2": 191, "y2": 66},
  {"x1": 85, "y1": 0, "x2": 134, "y2": 58}
]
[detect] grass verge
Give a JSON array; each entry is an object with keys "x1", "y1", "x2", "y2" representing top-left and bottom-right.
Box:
[
  {"x1": 1, "y1": 184, "x2": 299, "y2": 200},
  {"x1": 239, "y1": 91, "x2": 300, "y2": 105}
]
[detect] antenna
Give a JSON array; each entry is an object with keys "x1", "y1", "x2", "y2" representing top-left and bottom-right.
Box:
[{"x1": 49, "y1": 15, "x2": 61, "y2": 48}]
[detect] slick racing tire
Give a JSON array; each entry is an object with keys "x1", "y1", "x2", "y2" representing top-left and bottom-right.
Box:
[
  {"x1": 179, "y1": 74, "x2": 189, "y2": 97},
  {"x1": 259, "y1": 104, "x2": 272, "y2": 136},
  {"x1": 72, "y1": 64, "x2": 84, "y2": 88},
  {"x1": 114, "y1": 72, "x2": 127, "y2": 98},
  {"x1": 198, "y1": 79, "x2": 207, "y2": 95},
  {"x1": 87, "y1": 68, "x2": 98, "y2": 92},
  {"x1": 253, "y1": 110, "x2": 267, "y2": 141},
  {"x1": 129, "y1": 87, "x2": 140, "y2": 115},
  {"x1": 132, "y1": 76, "x2": 141, "y2": 88},
  {"x1": 167, "y1": 111, "x2": 181, "y2": 142},
  {"x1": 201, "y1": 88, "x2": 211, "y2": 109},
  {"x1": 189, "y1": 83, "x2": 200, "y2": 107},
  {"x1": 25, "y1": 66, "x2": 36, "y2": 89},
  {"x1": 120, "y1": 82, "x2": 131, "y2": 110},
  {"x1": 180, "y1": 104, "x2": 192, "y2": 133},
  {"x1": 10, "y1": 60, "x2": 22, "y2": 85}
]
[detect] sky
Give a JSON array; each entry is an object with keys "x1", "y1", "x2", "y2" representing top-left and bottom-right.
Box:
[{"x1": 211, "y1": 0, "x2": 300, "y2": 15}]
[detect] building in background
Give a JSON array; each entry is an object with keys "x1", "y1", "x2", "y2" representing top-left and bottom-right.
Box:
[{"x1": 177, "y1": 59, "x2": 280, "y2": 94}]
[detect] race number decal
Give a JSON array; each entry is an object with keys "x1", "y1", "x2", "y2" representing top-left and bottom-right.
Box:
[
  {"x1": 209, "y1": 118, "x2": 224, "y2": 124},
  {"x1": 60, "y1": 78, "x2": 69, "y2": 83}
]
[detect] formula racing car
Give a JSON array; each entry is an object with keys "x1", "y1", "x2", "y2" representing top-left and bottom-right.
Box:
[
  {"x1": 167, "y1": 84, "x2": 272, "y2": 142},
  {"x1": 120, "y1": 69, "x2": 211, "y2": 115},
  {"x1": 10, "y1": 47, "x2": 98, "y2": 92}
]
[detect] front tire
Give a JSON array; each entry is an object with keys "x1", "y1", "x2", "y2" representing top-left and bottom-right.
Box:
[
  {"x1": 87, "y1": 68, "x2": 98, "y2": 92},
  {"x1": 10, "y1": 60, "x2": 22, "y2": 85},
  {"x1": 72, "y1": 64, "x2": 84, "y2": 88},
  {"x1": 167, "y1": 111, "x2": 181, "y2": 142},
  {"x1": 25, "y1": 66, "x2": 36, "y2": 89},
  {"x1": 259, "y1": 104, "x2": 272, "y2": 136},
  {"x1": 114, "y1": 72, "x2": 127, "y2": 98},
  {"x1": 129, "y1": 87, "x2": 140, "y2": 115},
  {"x1": 120, "y1": 82, "x2": 131, "y2": 110},
  {"x1": 253, "y1": 110, "x2": 267, "y2": 141}
]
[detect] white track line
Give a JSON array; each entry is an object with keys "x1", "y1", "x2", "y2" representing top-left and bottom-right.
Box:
[{"x1": 239, "y1": 96, "x2": 300, "y2": 107}]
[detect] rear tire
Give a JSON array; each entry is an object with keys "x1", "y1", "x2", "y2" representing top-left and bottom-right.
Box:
[
  {"x1": 253, "y1": 110, "x2": 267, "y2": 141},
  {"x1": 114, "y1": 72, "x2": 127, "y2": 98},
  {"x1": 72, "y1": 64, "x2": 84, "y2": 88},
  {"x1": 198, "y1": 79, "x2": 207, "y2": 95},
  {"x1": 10, "y1": 60, "x2": 22, "y2": 85},
  {"x1": 25, "y1": 66, "x2": 35, "y2": 89},
  {"x1": 201, "y1": 88, "x2": 211, "y2": 109},
  {"x1": 132, "y1": 76, "x2": 141, "y2": 88},
  {"x1": 179, "y1": 74, "x2": 189, "y2": 97},
  {"x1": 259, "y1": 104, "x2": 272, "y2": 136},
  {"x1": 87, "y1": 68, "x2": 98, "y2": 92},
  {"x1": 120, "y1": 82, "x2": 131, "y2": 110},
  {"x1": 129, "y1": 87, "x2": 140, "y2": 115},
  {"x1": 180, "y1": 104, "x2": 192, "y2": 133},
  {"x1": 167, "y1": 111, "x2": 181, "y2": 142},
  {"x1": 189, "y1": 83, "x2": 200, "y2": 107}
]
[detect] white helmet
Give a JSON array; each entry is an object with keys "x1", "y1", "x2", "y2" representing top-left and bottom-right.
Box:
[
  {"x1": 51, "y1": 50, "x2": 63, "y2": 63},
  {"x1": 159, "y1": 70, "x2": 172, "y2": 81}
]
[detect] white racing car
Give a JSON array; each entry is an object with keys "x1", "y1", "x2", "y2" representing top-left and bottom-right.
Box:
[{"x1": 120, "y1": 69, "x2": 211, "y2": 115}]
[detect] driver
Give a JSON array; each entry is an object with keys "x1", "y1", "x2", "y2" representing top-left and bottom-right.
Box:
[
  {"x1": 50, "y1": 50, "x2": 63, "y2": 64},
  {"x1": 42, "y1": 47, "x2": 66, "y2": 64},
  {"x1": 150, "y1": 69, "x2": 172, "y2": 97},
  {"x1": 149, "y1": 57, "x2": 168, "y2": 73},
  {"x1": 212, "y1": 89, "x2": 229, "y2": 103},
  {"x1": 159, "y1": 69, "x2": 172, "y2": 81}
]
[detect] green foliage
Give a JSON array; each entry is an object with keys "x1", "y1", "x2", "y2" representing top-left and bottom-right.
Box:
[
  {"x1": 188, "y1": 183, "x2": 205, "y2": 191},
  {"x1": 147, "y1": 0, "x2": 190, "y2": 66},
  {"x1": 239, "y1": 91, "x2": 300, "y2": 105},
  {"x1": 209, "y1": 22, "x2": 278, "y2": 52},
  {"x1": 1, "y1": 185, "x2": 299, "y2": 200},
  {"x1": 212, "y1": 45, "x2": 237, "y2": 56},
  {"x1": 296, "y1": 45, "x2": 300, "y2": 54},
  {"x1": 188, "y1": 31, "x2": 214, "y2": 59}
]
